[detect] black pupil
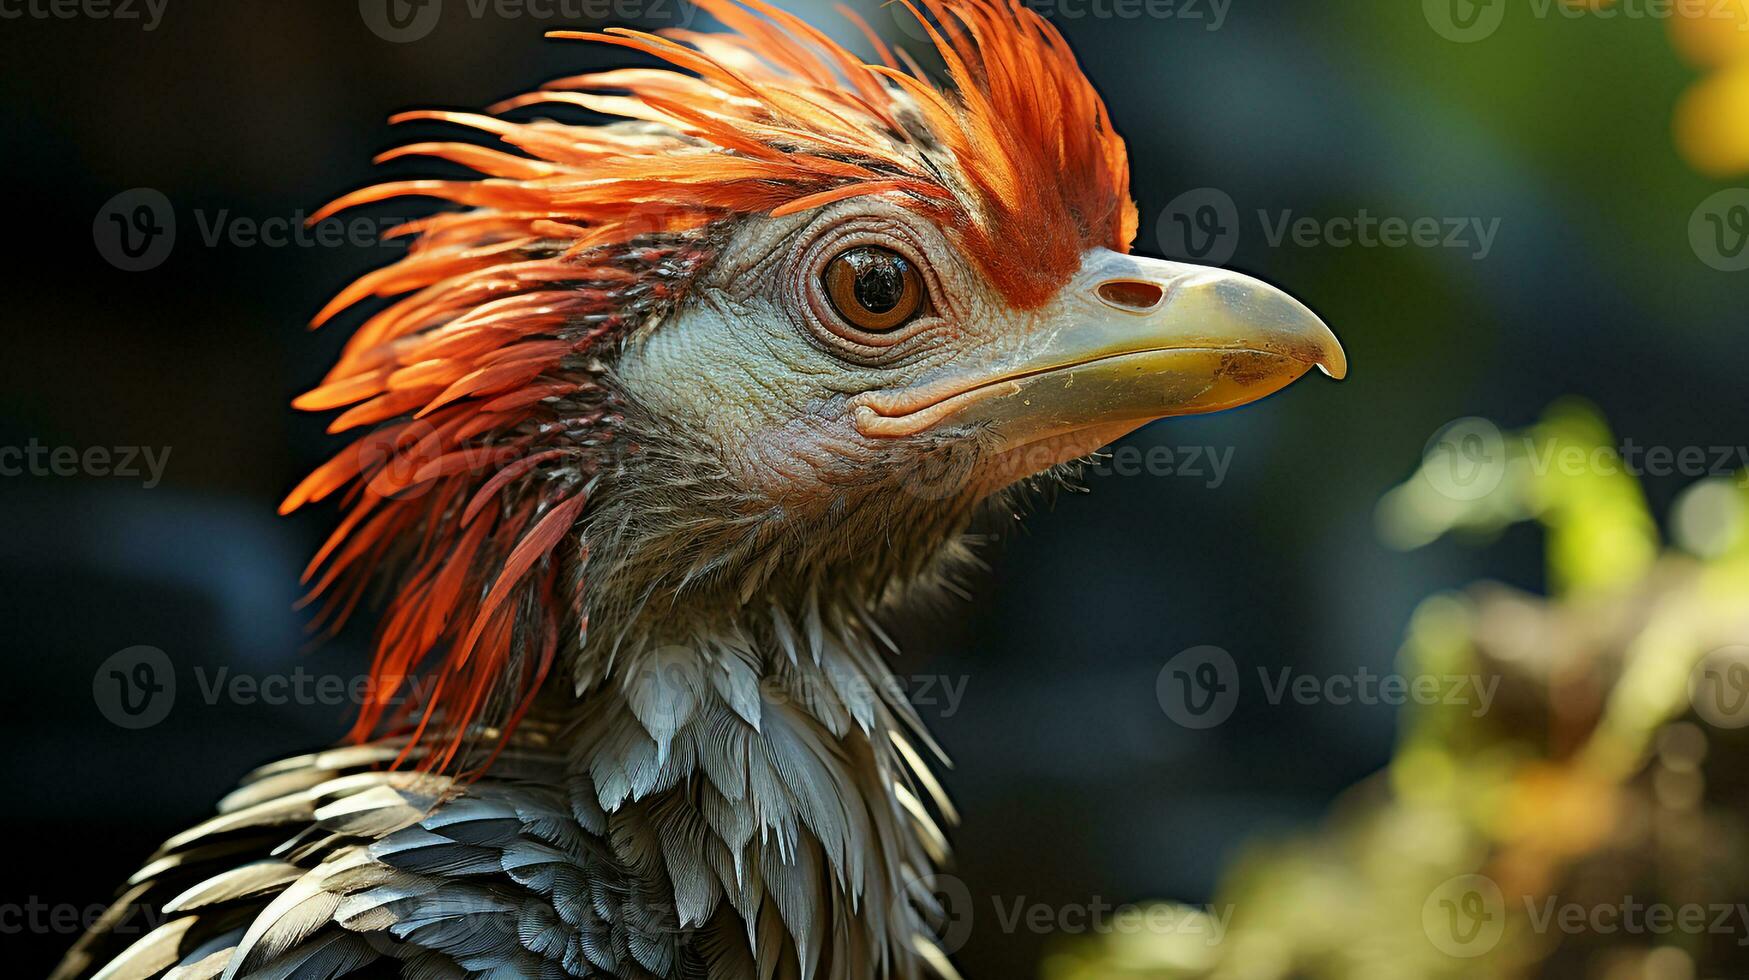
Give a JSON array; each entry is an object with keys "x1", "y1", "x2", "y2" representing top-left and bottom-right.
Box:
[{"x1": 847, "y1": 249, "x2": 907, "y2": 314}]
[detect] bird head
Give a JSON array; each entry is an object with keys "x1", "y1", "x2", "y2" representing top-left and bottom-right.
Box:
[{"x1": 284, "y1": 0, "x2": 1344, "y2": 773}]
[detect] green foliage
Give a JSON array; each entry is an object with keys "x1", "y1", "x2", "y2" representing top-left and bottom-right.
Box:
[{"x1": 1050, "y1": 404, "x2": 1749, "y2": 980}]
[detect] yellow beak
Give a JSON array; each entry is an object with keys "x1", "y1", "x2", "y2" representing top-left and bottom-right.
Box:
[{"x1": 851, "y1": 249, "x2": 1345, "y2": 460}]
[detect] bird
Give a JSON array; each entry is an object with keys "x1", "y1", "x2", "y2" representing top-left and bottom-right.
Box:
[{"x1": 55, "y1": 1, "x2": 1344, "y2": 978}]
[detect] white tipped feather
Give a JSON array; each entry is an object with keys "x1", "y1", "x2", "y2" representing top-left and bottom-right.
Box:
[
  {"x1": 163, "y1": 862, "x2": 304, "y2": 915},
  {"x1": 90, "y1": 917, "x2": 200, "y2": 980},
  {"x1": 67, "y1": 593, "x2": 961, "y2": 980}
]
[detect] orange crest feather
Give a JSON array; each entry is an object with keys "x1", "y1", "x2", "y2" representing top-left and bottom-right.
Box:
[{"x1": 286, "y1": 0, "x2": 1136, "y2": 773}]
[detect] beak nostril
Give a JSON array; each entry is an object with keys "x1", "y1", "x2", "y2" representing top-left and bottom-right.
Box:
[{"x1": 1096, "y1": 279, "x2": 1165, "y2": 312}]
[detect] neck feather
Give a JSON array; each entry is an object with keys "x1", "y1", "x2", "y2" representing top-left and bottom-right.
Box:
[
  {"x1": 550, "y1": 590, "x2": 957, "y2": 977},
  {"x1": 504, "y1": 393, "x2": 1023, "y2": 975}
]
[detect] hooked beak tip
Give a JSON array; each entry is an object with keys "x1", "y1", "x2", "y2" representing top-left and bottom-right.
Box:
[
  {"x1": 1309, "y1": 324, "x2": 1347, "y2": 380},
  {"x1": 851, "y1": 250, "x2": 1347, "y2": 453}
]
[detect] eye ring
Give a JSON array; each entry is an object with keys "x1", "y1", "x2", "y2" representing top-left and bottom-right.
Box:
[{"x1": 822, "y1": 246, "x2": 926, "y2": 333}]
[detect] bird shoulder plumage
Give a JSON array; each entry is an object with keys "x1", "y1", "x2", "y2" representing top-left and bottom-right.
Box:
[{"x1": 58, "y1": 1, "x2": 1139, "y2": 977}]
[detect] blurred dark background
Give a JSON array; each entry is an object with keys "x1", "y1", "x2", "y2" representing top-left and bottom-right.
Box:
[{"x1": 2, "y1": 1, "x2": 1743, "y2": 976}]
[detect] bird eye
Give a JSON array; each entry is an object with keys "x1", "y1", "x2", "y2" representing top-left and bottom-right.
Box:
[{"x1": 822, "y1": 246, "x2": 925, "y2": 332}]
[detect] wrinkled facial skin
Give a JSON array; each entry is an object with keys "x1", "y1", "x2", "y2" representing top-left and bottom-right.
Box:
[
  {"x1": 615, "y1": 196, "x2": 1344, "y2": 532},
  {"x1": 614, "y1": 199, "x2": 1022, "y2": 513}
]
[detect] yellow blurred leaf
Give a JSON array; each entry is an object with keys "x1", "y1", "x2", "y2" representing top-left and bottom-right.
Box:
[
  {"x1": 1674, "y1": 61, "x2": 1749, "y2": 177},
  {"x1": 1669, "y1": 0, "x2": 1749, "y2": 68}
]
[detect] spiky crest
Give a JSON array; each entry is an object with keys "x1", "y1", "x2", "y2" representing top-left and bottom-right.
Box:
[{"x1": 283, "y1": 0, "x2": 1136, "y2": 773}]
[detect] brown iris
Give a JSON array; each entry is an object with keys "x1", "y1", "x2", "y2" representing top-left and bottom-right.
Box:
[{"x1": 822, "y1": 246, "x2": 924, "y2": 332}]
